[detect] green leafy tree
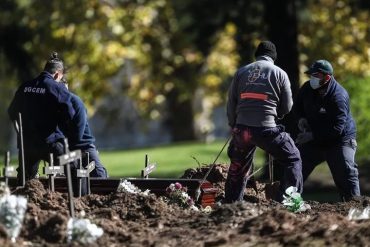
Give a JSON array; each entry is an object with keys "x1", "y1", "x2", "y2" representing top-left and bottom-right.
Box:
[
  {"x1": 299, "y1": 0, "x2": 370, "y2": 160},
  {"x1": 113, "y1": 0, "x2": 244, "y2": 140},
  {"x1": 2, "y1": 0, "x2": 368, "y2": 150},
  {"x1": 299, "y1": 0, "x2": 370, "y2": 81},
  {"x1": 345, "y1": 77, "x2": 370, "y2": 159},
  {"x1": 0, "y1": 0, "x2": 243, "y2": 145}
]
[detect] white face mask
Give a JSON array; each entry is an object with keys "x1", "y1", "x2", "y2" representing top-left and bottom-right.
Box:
[{"x1": 309, "y1": 76, "x2": 321, "y2": 89}]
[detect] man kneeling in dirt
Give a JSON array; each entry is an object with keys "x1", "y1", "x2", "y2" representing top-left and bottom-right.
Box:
[
  {"x1": 59, "y1": 76, "x2": 108, "y2": 179},
  {"x1": 8, "y1": 52, "x2": 75, "y2": 183},
  {"x1": 294, "y1": 60, "x2": 360, "y2": 201},
  {"x1": 225, "y1": 41, "x2": 303, "y2": 203}
]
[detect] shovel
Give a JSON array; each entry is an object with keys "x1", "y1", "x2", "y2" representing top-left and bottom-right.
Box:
[
  {"x1": 264, "y1": 154, "x2": 280, "y2": 200},
  {"x1": 194, "y1": 136, "x2": 231, "y2": 202}
]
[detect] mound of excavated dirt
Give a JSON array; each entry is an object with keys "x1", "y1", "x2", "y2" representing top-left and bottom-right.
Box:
[
  {"x1": 181, "y1": 164, "x2": 269, "y2": 203},
  {"x1": 0, "y1": 165, "x2": 370, "y2": 246}
]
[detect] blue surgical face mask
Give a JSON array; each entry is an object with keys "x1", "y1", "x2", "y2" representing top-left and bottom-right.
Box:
[{"x1": 309, "y1": 76, "x2": 321, "y2": 89}]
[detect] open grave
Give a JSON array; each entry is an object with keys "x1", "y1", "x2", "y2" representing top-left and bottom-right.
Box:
[{"x1": 0, "y1": 162, "x2": 370, "y2": 246}]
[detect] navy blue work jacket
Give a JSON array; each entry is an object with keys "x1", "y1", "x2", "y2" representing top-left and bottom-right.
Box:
[
  {"x1": 294, "y1": 77, "x2": 356, "y2": 146},
  {"x1": 8, "y1": 71, "x2": 75, "y2": 147}
]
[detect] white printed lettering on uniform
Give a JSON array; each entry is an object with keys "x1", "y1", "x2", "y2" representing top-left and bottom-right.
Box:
[
  {"x1": 248, "y1": 68, "x2": 261, "y2": 82},
  {"x1": 261, "y1": 73, "x2": 268, "y2": 79},
  {"x1": 24, "y1": 87, "x2": 46, "y2": 94}
]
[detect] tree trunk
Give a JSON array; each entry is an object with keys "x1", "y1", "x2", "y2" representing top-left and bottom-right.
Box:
[
  {"x1": 261, "y1": 0, "x2": 300, "y2": 182},
  {"x1": 263, "y1": 0, "x2": 300, "y2": 137},
  {"x1": 228, "y1": 1, "x2": 260, "y2": 65},
  {"x1": 0, "y1": 24, "x2": 35, "y2": 153},
  {"x1": 165, "y1": 88, "x2": 196, "y2": 142}
]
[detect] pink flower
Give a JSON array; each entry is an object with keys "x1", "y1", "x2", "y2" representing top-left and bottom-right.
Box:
[
  {"x1": 164, "y1": 182, "x2": 197, "y2": 209},
  {"x1": 187, "y1": 198, "x2": 194, "y2": 206},
  {"x1": 174, "y1": 182, "x2": 182, "y2": 190}
]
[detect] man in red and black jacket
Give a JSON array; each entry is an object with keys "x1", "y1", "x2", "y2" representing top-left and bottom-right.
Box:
[{"x1": 294, "y1": 59, "x2": 360, "y2": 201}]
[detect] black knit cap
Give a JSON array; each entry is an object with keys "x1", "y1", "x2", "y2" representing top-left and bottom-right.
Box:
[{"x1": 254, "y1": 41, "x2": 277, "y2": 61}]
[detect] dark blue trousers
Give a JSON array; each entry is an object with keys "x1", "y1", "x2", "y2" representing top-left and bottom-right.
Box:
[
  {"x1": 22, "y1": 141, "x2": 88, "y2": 196},
  {"x1": 81, "y1": 146, "x2": 108, "y2": 178},
  {"x1": 224, "y1": 125, "x2": 303, "y2": 203},
  {"x1": 299, "y1": 139, "x2": 360, "y2": 201},
  {"x1": 21, "y1": 140, "x2": 65, "y2": 180}
]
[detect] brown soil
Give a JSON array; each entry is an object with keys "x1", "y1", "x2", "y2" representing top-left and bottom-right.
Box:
[{"x1": 1, "y1": 164, "x2": 370, "y2": 247}]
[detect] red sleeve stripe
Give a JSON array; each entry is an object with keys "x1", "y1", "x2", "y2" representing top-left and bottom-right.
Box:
[{"x1": 240, "y1": 92, "x2": 268, "y2": 100}]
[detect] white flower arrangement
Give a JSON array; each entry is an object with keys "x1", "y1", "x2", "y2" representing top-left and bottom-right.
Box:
[
  {"x1": 348, "y1": 207, "x2": 370, "y2": 221},
  {"x1": 282, "y1": 186, "x2": 311, "y2": 213},
  {"x1": 117, "y1": 180, "x2": 150, "y2": 196},
  {"x1": 67, "y1": 218, "x2": 104, "y2": 244},
  {"x1": 0, "y1": 182, "x2": 27, "y2": 243}
]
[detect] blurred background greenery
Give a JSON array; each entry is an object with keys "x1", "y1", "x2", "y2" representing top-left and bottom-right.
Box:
[{"x1": 1, "y1": 0, "x2": 370, "y2": 190}]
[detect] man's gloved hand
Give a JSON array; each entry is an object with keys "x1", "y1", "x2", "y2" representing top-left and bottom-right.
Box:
[
  {"x1": 296, "y1": 131, "x2": 313, "y2": 145},
  {"x1": 298, "y1": 118, "x2": 310, "y2": 132}
]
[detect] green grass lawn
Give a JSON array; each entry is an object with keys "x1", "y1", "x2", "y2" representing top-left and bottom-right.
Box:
[
  {"x1": 6, "y1": 141, "x2": 264, "y2": 178},
  {"x1": 100, "y1": 140, "x2": 231, "y2": 178},
  {"x1": 100, "y1": 140, "x2": 264, "y2": 178},
  {"x1": 100, "y1": 140, "x2": 266, "y2": 178},
  {"x1": 7, "y1": 140, "x2": 327, "y2": 182}
]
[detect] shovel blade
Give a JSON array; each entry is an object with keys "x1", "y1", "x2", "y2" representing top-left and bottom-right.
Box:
[{"x1": 265, "y1": 181, "x2": 280, "y2": 200}]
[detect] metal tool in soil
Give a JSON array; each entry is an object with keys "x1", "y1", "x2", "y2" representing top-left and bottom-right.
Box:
[
  {"x1": 194, "y1": 136, "x2": 231, "y2": 202},
  {"x1": 264, "y1": 154, "x2": 280, "y2": 200}
]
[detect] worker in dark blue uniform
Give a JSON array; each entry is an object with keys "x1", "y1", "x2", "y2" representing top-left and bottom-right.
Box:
[
  {"x1": 294, "y1": 59, "x2": 360, "y2": 201},
  {"x1": 59, "y1": 77, "x2": 108, "y2": 178},
  {"x1": 8, "y1": 52, "x2": 75, "y2": 182}
]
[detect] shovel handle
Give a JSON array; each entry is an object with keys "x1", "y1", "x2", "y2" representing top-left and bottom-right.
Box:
[
  {"x1": 195, "y1": 135, "x2": 231, "y2": 201},
  {"x1": 268, "y1": 154, "x2": 273, "y2": 183}
]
